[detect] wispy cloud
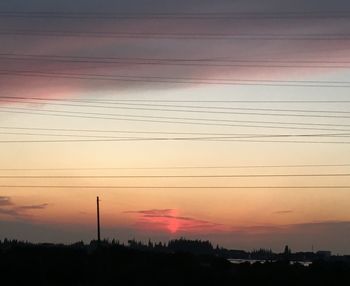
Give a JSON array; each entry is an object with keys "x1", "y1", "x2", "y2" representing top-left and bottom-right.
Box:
[
  {"x1": 273, "y1": 210, "x2": 293, "y2": 215},
  {"x1": 0, "y1": 196, "x2": 49, "y2": 219},
  {"x1": 0, "y1": 208, "x2": 19, "y2": 216},
  {"x1": 125, "y1": 209, "x2": 173, "y2": 216},
  {"x1": 0, "y1": 196, "x2": 13, "y2": 206},
  {"x1": 18, "y1": 203, "x2": 49, "y2": 210},
  {"x1": 125, "y1": 209, "x2": 225, "y2": 234},
  {"x1": 1, "y1": 0, "x2": 350, "y2": 99}
]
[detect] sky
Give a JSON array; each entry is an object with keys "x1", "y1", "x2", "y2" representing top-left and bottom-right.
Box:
[{"x1": 1, "y1": 0, "x2": 350, "y2": 254}]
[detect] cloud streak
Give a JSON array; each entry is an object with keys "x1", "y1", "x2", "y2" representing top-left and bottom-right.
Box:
[
  {"x1": 272, "y1": 210, "x2": 293, "y2": 215},
  {"x1": 0, "y1": 196, "x2": 49, "y2": 219},
  {"x1": 125, "y1": 209, "x2": 225, "y2": 234},
  {"x1": 18, "y1": 203, "x2": 49, "y2": 210},
  {"x1": 0, "y1": 196, "x2": 13, "y2": 206},
  {"x1": 1, "y1": 0, "x2": 350, "y2": 100}
]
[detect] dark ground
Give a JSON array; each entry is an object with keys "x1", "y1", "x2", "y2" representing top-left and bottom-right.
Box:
[{"x1": 1, "y1": 240, "x2": 349, "y2": 286}]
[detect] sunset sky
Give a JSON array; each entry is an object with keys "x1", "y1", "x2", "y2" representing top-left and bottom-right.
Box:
[{"x1": 1, "y1": 0, "x2": 350, "y2": 254}]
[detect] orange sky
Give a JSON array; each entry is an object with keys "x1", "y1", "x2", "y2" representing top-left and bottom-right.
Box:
[
  {"x1": 1, "y1": 0, "x2": 350, "y2": 254},
  {"x1": 1, "y1": 85, "x2": 350, "y2": 253}
]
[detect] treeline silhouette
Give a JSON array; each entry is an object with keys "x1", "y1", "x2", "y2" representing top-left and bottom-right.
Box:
[
  {"x1": 0, "y1": 238, "x2": 349, "y2": 285},
  {"x1": 117, "y1": 238, "x2": 344, "y2": 262}
]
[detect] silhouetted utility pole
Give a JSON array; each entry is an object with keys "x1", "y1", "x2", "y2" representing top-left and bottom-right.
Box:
[{"x1": 97, "y1": 196, "x2": 101, "y2": 242}]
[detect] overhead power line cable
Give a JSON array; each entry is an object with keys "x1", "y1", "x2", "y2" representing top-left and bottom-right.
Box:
[
  {"x1": 2, "y1": 54, "x2": 350, "y2": 68},
  {"x1": 2, "y1": 130, "x2": 350, "y2": 140},
  {"x1": 1, "y1": 30, "x2": 350, "y2": 40},
  {"x1": 2, "y1": 106, "x2": 350, "y2": 130},
  {"x1": 2, "y1": 173, "x2": 350, "y2": 178},
  {"x1": 2, "y1": 11, "x2": 350, "y2": 19},
  {"x1": 2, "y1": 108, "x2": 350, "y2": 133},
  {"x1": 2, "y1": 53, "x2": 350, "y2": 65},
  {"x1": 0, "y1": 185, "x2": 349, "y2": 189},
  {"x1": 1, "y1": 69, "x2": 350, "y2": 88},
  {"x1": 0, "y1": 138, "x2": 349, "y2": 144},
  {"x1": 2, "y1": 96, "x2": 350, "y2": 115},
  {"x1": 32, "y1": 99, "x2": 350, "y2": 104},
  {"x1": 1, "y1": 163, "x2": 350, "y2": 170},
  {"x1": 1, "y1": 126, "x2": 350, "y2": 138},
  {"x1": 2, "y1": 104, "x2": 350, "y2": 120}
]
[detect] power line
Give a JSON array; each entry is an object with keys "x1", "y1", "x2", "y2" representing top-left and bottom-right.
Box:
[
  {"x1": 1, "y1": 127, "x2": 350, "y2": 139},
  {"x1": 10, "y1": 96, "x2": 350, "y2": 115},
  {"x1": 2, "y1": 109, "x2": 350, "y2": 133},
  {"x1": 1, "y1": 69, "x2": 350, "y2": 88},
  {"x1": 0, "y1": 126, "x2": 315, "y2": 136},
  {"x1": 0, "y1": 126, "x2": 230, "y2": 136},
  {"x1": 2, "y1": 53, "x2": 350, "y2": 65},
  {"x1": 0, "y1": 185, "x2": 349, "y2": 189},
  {"x1": 189, "y1": 139, "x2": 350, "y2": 144},
  {"x1": 2, "y1": 111, "x2": 350, "y2": 130},
  {"x1": 1, "y1": 11, "x2": 350, "y2": 19},
  {"x1": 2, "y1": 173, "x2": 350, "y2": 178},
  {"x1": 0, "y1": 131, "x2": 157, "y2": 139},
  {"x1": 3, "y1": 96, "x2": 349, "y2": 115},
  {"x1": 0, "y1": 138, "x2": 349, "y2": 144},
  {"x1": 0, "y1": 126, "x2": 334, "y2": 136},
  {"x1": 1, "y1": 30, "x2": 350, "y2": 40},
  {"x1": 2, "y1": 55, "x2": 350, "y2": 69},
  {"x1": 2, "y1": 103, "x2": 350, "y2": 121},
  {"x1": 1, "y1": 163, "x2": 349, "y2": 170},
  {"x1": 38, "y1": 99, "x2": 350, "y2": 104},
  {"x1": 2, "y1": 130, "x2": 350, "y2": 140},
  {"x1": 82, "y1": 101, "x2": 350, "y2": 114}
]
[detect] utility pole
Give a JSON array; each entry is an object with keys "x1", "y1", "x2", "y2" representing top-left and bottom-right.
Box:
[{"x1": 97, "y1": 196, "x2": 101, "y2": 242}]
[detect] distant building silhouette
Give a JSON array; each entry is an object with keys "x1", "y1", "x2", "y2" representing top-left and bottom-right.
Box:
[{"x1": 316, "y1": 250, "x2": 332, "y2": 259}]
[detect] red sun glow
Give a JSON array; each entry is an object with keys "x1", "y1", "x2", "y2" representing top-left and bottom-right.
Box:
[
  {"x1": 165, "y1": 210, "x2": 180, "y2": 234},
  {"x1": 127, "y1": 209, "x2": 224, "y2": 234}
]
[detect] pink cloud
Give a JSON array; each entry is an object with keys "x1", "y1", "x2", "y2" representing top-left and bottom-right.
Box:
[
  {"x1": 125, "y1": 209, "x2": 226, "y2": 234},
  {"x1": 1, "y1": 1, "x2": 350, "y2": 101},
  {"x1": 0, "y1": 196, "x2": 49, "y2": 220}
]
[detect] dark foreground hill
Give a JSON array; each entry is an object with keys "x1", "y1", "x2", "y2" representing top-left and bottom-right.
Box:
[{"x1": 0, "y1": 240, "x2": 349, "y2": 286}]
